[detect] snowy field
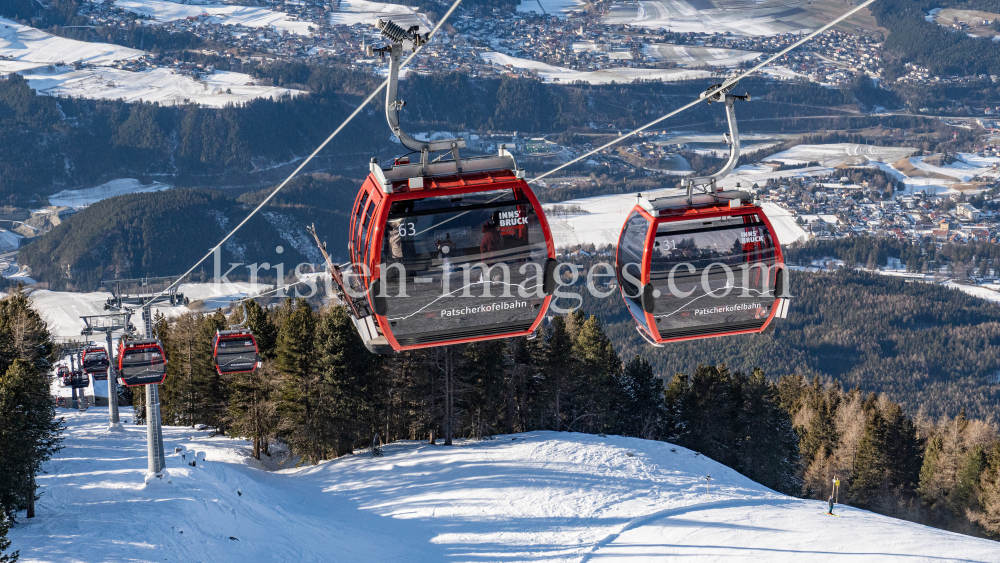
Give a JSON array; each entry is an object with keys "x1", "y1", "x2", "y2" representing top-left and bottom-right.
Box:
[
  {"x1": 0, "y1": 18, "x2": 303, "y2": 106},
  {"x1": 767, "y1": 143, "x2": 917, "y2": 168},
  {"x1": 0, "y1": 17, "x2": 142, "y2": 65},
  {"x1": 330, "y1": 0, "x2": 432, "y2": 28},
  {"x1": 517, "y1": 0, "x2": 588, "y2": 17},
  {"x1": 643, "y1": 44, "x2": 761, "y2": 67},
  {"x1": 16, "y1": 64, "x2": 302, "y2": 108},
  {"x1": 112, "y1": 0, "x2": 314, "y2": 35},
  {"x1": 48, "y1": 179, "x2": 172, "y2": 208},
  {"x1": 8, "y1": 409, "x2": 1000, "y2": 563},
  {"x1": 602, "y1": 0, "x2": 828, "y2": 36},
  {"x1": 30, "y1": 281, "x2": 285, "y2": 340},
  {"x1": 31, "y1": 273, "x2": 327, "y2": 340},
  {"x1": 543, "y1": 188, "x2": 809, "y2": 249},
  {"x1": 481, "y1": 52, "x2": 713, "y2": 84}
]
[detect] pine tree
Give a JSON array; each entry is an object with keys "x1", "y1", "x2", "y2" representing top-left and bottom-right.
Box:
[
  {"x1": 615, "y1": 355, "x2": 665, "y2": 439},
  {"x1": 542, "y1": 316, "x2": 574, "y2": 431},
  {"x1": 275, "y1": 299, "x2": 322, "y2": 462},
  {"x1": 192, "y1": 311, "x2": 228, "y2": 431},
  {"x1": 972, "y1": 443, "x2": 1000, "y2": 537},
  {"x1": 315, "y1": 306, "x2": 382, "y2": 456},
  {"x1": 241, "y1": 300, "x2": 278, "y2": 360},
  {"x1": 0, "y1": 360, "x2": 63, "y2": 520},
  {"x1": 572, "y1": 315, "x2": 620, "y2": 434},
  {"x1": 0, "y1": 511, "x2": 17, "y2": 563},
  {"x1": 227, "y1": 361, "x2": 280, "y2": 459},
  {"x1": 0, "y1": 290, "x2": 60, "y2": 520}
]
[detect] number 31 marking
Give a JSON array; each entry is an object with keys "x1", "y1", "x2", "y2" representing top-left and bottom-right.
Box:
[{"x1": 398, "y1": 222, "x2": 416, "y2": 237}]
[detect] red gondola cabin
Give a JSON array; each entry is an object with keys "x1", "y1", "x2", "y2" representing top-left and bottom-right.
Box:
[
  {"x1": 82, "y1": 345, "x2": 110, "y2": 379},
  {"x1": 616, "y1": 190, "x2": 790, "y2": 346},
  {"x1": 117, "y1": 339, "x2": 168, "y2": 387},
  {"x1": 335, "y1": 149, "x2": 557, "y2": 354},
  {"x1": 213, "y1": 329, "x2": 260, "y2": 375}
]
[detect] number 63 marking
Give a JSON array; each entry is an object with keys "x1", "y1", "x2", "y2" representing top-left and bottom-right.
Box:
[{"x1": 397, "y1": 222, "x2": 416, "y2": 237}]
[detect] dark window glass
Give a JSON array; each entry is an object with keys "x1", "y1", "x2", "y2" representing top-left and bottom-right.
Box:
[
  {"x1": 120, "y1": 346, "x2": 167, "y2": 384},
  {"x1": 353, "y1": 191, "x2": 370, "y2": 261},
  {"x1": 215, "y1": 337, "x2": 259, "y2": 373},
  {"x1": 616, "y1": 211, "x2": 650, "y2": 331},
  {"x1": 379, "y1": 190, "x2": 548, "y2": 346},
  {"x1": 649, "y1": 214, "x2": 778, "y2": 338}
]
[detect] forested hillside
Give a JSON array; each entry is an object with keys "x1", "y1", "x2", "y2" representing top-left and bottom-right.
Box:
[
  {"x1": 872, "y1": 0, "x2": 1000, "y2": 78},
  {"x1": 0, "y1": 66, "x2": 927, "y2": 204},
  {"x1": 18, "y1": 179, "x2": 356, "y2": 290},
  {"x1": 558, "y1": 260, "x2": 1000, "y2": 419}
]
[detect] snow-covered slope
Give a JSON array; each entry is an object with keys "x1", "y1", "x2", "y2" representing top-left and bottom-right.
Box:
[
  {"x1": 8, "y1": 408, "x2": 999, "y2": 562},
  {"x1": 114, "y1": 0, "x2": 314, "y2": 35},
  {"x1": 481, "y1": 51, "x2": 713, "y2": 84},
  {"x1": 48, "y1": 179, "x2": 172, "y2": 208},
  {"x1": 0, "y1": 17, "x2": 302, "y2": 107}
]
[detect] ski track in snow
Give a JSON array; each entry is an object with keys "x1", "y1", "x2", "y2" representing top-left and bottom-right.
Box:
[{"x1": 8, "y1": 409, "x2": 1000, "y2": 562}]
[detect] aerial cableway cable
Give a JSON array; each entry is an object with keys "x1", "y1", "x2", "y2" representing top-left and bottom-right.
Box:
[
  {"x1": 138, "y1": 0, "x2": 467, "y2": 307},
  {"x1": 528, "y1": 0, "x2": 880, "y2": 186}
]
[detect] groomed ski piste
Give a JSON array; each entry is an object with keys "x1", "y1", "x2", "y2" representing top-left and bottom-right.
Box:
[{"x1": 8, "y1": 407, "x2": 999, "y2": 562}]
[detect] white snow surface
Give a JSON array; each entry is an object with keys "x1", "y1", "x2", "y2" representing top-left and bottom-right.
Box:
[
  {"x1": 602, "y1": 0, "x2": 825, "y2": 36},
  {"x1": 481, "y1": 51, "x2": 713, "y2": 84},
  {"x1": 767, "y1": 143, "x2": 917, "y2": 168},
  {"x1": 30, "y1": 282, "x2": 277, "y2": 339},
  {"x1": 330, "y1": 0, "x2": 432, "y2": 28},
  {"x1": 48, "y1": 178, "x2": 172, "y2": 208},
  {"x1": 517, "y1": 0, "x2": 588, "y2": 17},
  {"x1": 15, "y1": 64, "x2": 302, "y2": 108},
  {"x1": 9, "y1": 409, "x2": 1000, "y2": 562},
  {"x1": 0, "y1": 18, "x2": 303, "y2": 106},
  {"x1": 114, "y1": 0, "x2": 314, "y2": 35},
  {"x1": 0, "y1": 17, "x2": 143, "y2": 65},
  {"x1": 643, "y1": 44, "x2": 761, "y2": 67}
]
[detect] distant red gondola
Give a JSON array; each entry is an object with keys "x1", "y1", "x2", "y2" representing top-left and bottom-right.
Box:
[
  {"x1": 82, "y1": 344, "x2": 110, "y2": 380},
  {"x1": 213, "y1": 329, "x2": 260, "y2": 375},
  {"x1": 615, "y1": 81, "x2": 790, "y2": 345},
  {"x1": 117, "y1": 339, "x2": 168, "y2": 387},
  {"x1": 57, "y1": 365, "x2": 71, "y2": 387}
]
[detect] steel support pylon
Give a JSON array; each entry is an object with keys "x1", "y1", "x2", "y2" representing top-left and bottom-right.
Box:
[
  {"x1": 143, "y1": 303, "x2": 167, "y2": 479},
  {"x1": 106, "y1": 331, "x2": 120, "y2": 426}
]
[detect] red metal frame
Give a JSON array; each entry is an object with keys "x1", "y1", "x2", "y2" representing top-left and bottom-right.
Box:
[
  {"x1": 212, "y1": 331, "x2": 260, "y2": 375},
  {"x1": 350, "y1": 169, "x2": 556, "y2": 352},
  {"x1": 617, "y1": 202, "x2": 786, "y2": 345}
]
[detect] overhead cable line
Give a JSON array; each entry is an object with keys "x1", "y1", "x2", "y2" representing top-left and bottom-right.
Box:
[
  {"x1": 528, "y1": 0, "x2": 879, "y2": 185},
  {"x1": 143, "y1": 0, "x2": 465, "y2": 305}
]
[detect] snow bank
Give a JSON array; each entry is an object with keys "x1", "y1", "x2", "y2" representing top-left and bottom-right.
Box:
[
  {"x1": 602, "y1": 0, "x2": 823, "y2": 36},
  {"x1": 9, "y1": 409, "x2": 1000, "y2": 562},
  {"x1": 517, "y1": 0, "x2": 587, "y2": 17},
  {"x1": 48, "y1": 179, "x2": 172, "y2": 208},
  {"x1": 0, "y1": 17, "x2": 142, "y2": 65},
  {"x1": 481, "y1": 51, "x2": 713, "y2": 84},
  {"x1": 15, "y1": 64, "x2": 302, "y2": 108},
  {"x1": 0, "y1": 19, "x2": 303, "y2": 106},
  {"x1": 768, "y1": 144, "x2": 917, "y2": 168},
  {"x1": 115, "y1": 0, "x2": 314, "y2": 35}
]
